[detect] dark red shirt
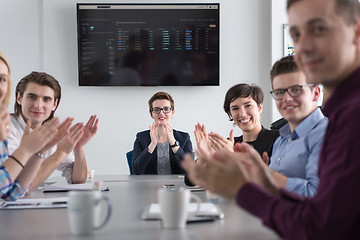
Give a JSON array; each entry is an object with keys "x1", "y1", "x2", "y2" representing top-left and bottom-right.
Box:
[{"x1": 237, "y1": 67, "x2": 360, "y2": 240}]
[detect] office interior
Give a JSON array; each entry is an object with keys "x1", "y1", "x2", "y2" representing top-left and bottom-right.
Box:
[{"x1": 0, "y1": 0, "x2": 288, "y2": 176}]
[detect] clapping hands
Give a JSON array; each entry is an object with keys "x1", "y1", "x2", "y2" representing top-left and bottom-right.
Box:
[
  {"x1": 57, "y1": 115, "x2": 98, "y2": 154},
  {"x1": 208, "y1": 129, "x2": 235, "y2": 152},
  {"x1": 74, "y1": 115, "x2": 98, "y2": 150}
]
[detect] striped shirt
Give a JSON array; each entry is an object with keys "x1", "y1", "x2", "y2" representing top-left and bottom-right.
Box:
[{"x1": 0, "y1": 140, "x2": 27, "y2": 201}]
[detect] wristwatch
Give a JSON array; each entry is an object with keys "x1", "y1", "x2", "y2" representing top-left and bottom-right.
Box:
[{"x1": 170, "y1": 140, "x2": 180, "y2": 148}]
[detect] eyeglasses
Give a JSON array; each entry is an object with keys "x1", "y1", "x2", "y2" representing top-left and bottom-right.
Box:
[
  {"x1": 151, "y1": 107, "x2": 173, "y2": 114},
  {"x1": 270, "y1": 84, "x2": 315, "y2": 100}
]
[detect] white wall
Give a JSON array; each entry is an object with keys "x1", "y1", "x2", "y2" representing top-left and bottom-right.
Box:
[
  {"x1": 271, "y1": 0, "x2": 288, "y2": 122},
  {"x1": 1, "y1": 0, "x2": 276, "y2": 176}
]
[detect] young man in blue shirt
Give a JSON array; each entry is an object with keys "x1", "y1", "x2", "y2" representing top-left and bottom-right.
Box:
[
  {"x1": 182, "y1": 0, "x2": 360, "y2": 238},
  {"x1": 266, "y1": 56, "x2": 328, "y2": 197}
]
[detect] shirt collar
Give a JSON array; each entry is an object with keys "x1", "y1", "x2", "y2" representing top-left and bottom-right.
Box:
[
  {"x1": 240, "y1": 126, "x2": 265, "y2": 143},
  {"x1": 279, "y1": 107, "x2": 325, "y2": 139},
  {"x1": 256, "y1": 126, "x2": 266, "y2": 140},
  {"x1": 2, "y1": 140, "x2": 8, "y2": 149},
  {"x1": 16, "y1": 115, "x2": 29, "y2": 132}
]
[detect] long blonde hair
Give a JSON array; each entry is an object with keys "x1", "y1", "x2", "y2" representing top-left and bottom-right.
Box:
[{"x1": 0, "y1": 52, "x2": 11, "y2": 107}]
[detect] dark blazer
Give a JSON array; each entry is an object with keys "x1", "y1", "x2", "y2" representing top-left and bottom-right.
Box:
[{"x1": 132, "y1": 129, "x2": 193, "y2": 174}]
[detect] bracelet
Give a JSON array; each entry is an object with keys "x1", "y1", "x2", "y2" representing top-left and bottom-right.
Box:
[
  {"x1": 36, "y1": 152, "x2": 46, "y2": 158},
  {"x1": 8, "y1": 155, "x2": 24, "y2": 169}
]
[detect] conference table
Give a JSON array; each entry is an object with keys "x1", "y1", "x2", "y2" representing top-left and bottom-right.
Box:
[{"x1": 0, "y1": 175, "x2": 280, "y2": 240}]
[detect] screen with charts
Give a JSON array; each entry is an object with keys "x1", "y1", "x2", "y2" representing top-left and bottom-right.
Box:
[{"x1": 77, "y1": 3, "x2": 220, "y2": 86}]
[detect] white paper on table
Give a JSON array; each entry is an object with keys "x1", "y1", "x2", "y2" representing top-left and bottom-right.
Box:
[
  {"x1": 142, "y1": 203, "x2": 224, "y2": 220},
  {"x1": 43, "y1": 182, "x2": 108, "y2": 192},
  {"x1": 0, "y1": 197, "x2": 68, "y2": 209}
]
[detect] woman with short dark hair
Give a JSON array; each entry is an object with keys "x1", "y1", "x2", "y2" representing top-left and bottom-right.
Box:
[
  {"x1": 185, "y1": 84, "x2": 279, "y2": 186},
  {"x1": 210, "y1": 84, "x2": 279, "y2": 158}
]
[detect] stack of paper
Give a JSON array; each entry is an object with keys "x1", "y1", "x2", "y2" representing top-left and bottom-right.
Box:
[
  {"x1": 0, "y1": 197, "x2": 68, "y2": 209},
  {"x1": 43, "y1": 182, "x2": 109, "y2": 192}
]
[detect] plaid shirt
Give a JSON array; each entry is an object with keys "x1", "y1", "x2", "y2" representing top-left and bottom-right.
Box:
[
  {"x1": 0, "y1": 140, "x2": 27, "y2": 201},
  {"x1": 0, "y1": 140, "x2": 8, "y2": 164}
]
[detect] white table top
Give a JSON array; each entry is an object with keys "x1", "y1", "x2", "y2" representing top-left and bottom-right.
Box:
[{"x1": 0, "y1": 175, "x2": 280, "y2": 240}]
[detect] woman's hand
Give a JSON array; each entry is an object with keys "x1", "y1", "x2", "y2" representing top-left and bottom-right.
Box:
[
  {"x1": 164, "y1": 123, "x2": 176, "y2": 145},
  {"x1": 194, "y1": 123, "x2": 216, "y2": 156},
  {"x1": 149, "y1": 121, "x2": 159, "y2": 144},
  {"x1": 148, "y1": 121, "x2": 159, "y2": 153},
  {"x1": 208, "y1": 129, "x2": 235, "y2": 152},
  {"x1": 0, "y1": 105, "x2": 11, "y2": 141},
  {"x1": 19, "y1": 118, "x2": 60, "y2": 156}
]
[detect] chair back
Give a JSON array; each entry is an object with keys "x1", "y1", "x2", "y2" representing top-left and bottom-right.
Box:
[
  {"x1": 270, "y1": 118, "x2": 287, "y2": 130},
  {"x1": 126, "y1": 150, "x2": 134, "y2": 175}
]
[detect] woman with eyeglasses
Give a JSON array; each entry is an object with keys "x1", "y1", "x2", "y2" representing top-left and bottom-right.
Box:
[{"x1": 132, "y1": 92, "x2": 193, "y2": 175}]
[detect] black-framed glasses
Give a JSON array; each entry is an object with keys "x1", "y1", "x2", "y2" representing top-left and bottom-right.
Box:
[
  {"x1": 151, "y1": 107, "x2": 173, "y2": 114},
  {"x1": 270, "y1": 84, "x2": 315, "y2": 100}
]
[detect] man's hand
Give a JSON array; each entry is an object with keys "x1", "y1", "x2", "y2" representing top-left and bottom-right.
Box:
[
  {"x1": 57, "y1": 123, "x2": 84, "y2": 155},
  {"x1": 74, "y1": 115, "x2": 98, "y2": 150},
  {"x1": 181, "y1": 147, "x2": 247, "y2": 199},
  {"x1": 38, "y1": 118, "x2": 73, "y2": 153},
  {"x1": 233, "y1": 143, "x2": 280, "y2": 195},
  {"x1": 262, "y1": 151, "x2": 270, "y2": 165},
  {"x1": 182, "y1": 142, "x2": 281, "y2": 199}
]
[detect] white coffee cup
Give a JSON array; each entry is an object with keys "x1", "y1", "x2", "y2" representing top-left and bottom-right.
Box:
[
  {"x1": 67, "y1": 190, "x2": 112, "y2": 235},
  {"x1": 158, "y1": 187, "x2": 201, "y2": 229}
]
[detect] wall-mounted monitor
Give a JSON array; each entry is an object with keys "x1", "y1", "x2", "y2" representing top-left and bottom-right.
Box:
[{"x1": 77, "y1": 3, "x2": 220, "y2": 86}]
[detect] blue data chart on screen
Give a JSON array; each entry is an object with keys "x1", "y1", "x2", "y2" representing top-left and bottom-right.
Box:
[{"x1": 77, "y1": 4, "x2": 220, "y2": 86}]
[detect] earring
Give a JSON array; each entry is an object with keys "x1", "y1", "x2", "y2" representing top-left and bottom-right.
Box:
[{"x1": 233, "y1": 122, "x2": 237, "y2": 128}]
